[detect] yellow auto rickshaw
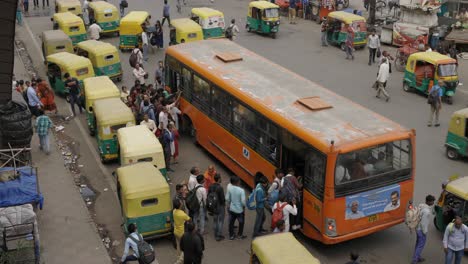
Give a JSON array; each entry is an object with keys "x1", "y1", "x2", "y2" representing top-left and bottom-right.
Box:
[
  {"x1": 117, "y1": 125, "x2": 167, "y2": 179},
  {"x1": 75, "y1": 40, "x2": 123, "y2": 81},
  {"x1": 169, "y1": 18, "x2": 203, "y2": 45},
  {"x1": 46, "y1": 52, "x2": 95, "y2": 101},
  {"x1": 55, "y1": 0, "x2": 82, "y2": 17},
  {"x1": 246, "y1": 1, "x2": 280, "y2": 39},
  {"x1": 116, "y1": 162, "x2": 173, "y2": 239},
  {"x1": 403, "y1": 52, "x2": 459, "y2": 104},
  {"x1": 190, "y1": 8, "x2": 225, "y2": 39},
  {"x1": 52, "y1": 12, "x2": 87, "y2": 45},
  {"x1": 88, "y1": 1, "x2": 120, "y2": 35},
  {"x1": 93, "y1": 97, "x2": 135, "y2": 163},
  {"x1": 434, "y1": 176, "x2": 468, "y2": 232},
  {"x1": 41, "y1": 30, "x2": 74, "y2": 64},
  {"x1": 445, "y1": 108, "x2": 468, "y2": 160},
  {"x1": 250, "y1": 233, "x2": 321, "y2": 264},
  {"x1": 326, "y1": 11, "x2": 367, "y2": 50},
  {"x1": 83, "y1": 76, "x2": 120, "y2": 136},
  {"x1": 119, "y1": 11, "x2": 150, "y2": 50}
]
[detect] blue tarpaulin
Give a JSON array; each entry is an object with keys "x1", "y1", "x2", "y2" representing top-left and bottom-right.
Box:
[{"x1": 0, "y1": 166, "x2": 44, "y2": 209}]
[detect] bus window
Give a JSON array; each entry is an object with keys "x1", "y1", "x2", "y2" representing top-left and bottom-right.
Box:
[
  {"x1": 280, "y1": 130, "x2": 308, "y2": 176},
  {"x1": 304, "y1": 149, "x2": 326, "y2": 200},
  {"x1": 232, "y1": 101, "x2": 257, "y2": 148},
  {"x1": 181, "y1": 67, "x2": 192, "y2": 99},
  {"x1": 335, "y1": 139, "x2": 412, "y2": 196},
  {"x1": 211, "y1": 85, "x2": 232, "y2": 130},
  {"x1": 257, "y1": 117, "x2": 278, "y2": 164},
  {"x1": 193, "y1": 74, "x2": 210, "y2": 113},
  {"x1": 166, "y1": 55, "x2": 181, "y2": 93}
]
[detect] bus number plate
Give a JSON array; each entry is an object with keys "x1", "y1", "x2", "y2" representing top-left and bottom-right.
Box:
[{"x1": 368, "y1": 214, "x2": 378, "y2": 223}]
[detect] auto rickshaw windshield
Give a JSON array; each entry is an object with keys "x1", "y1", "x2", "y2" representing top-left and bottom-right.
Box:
[
  {"x1": 438, "y1": 63, "x2": 457, "y2": 77},
  {"x1": 265, "y1": 8, "x2": 279, "y2": 18}
]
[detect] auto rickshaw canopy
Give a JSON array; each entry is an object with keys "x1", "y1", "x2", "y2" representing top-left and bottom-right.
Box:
[
  {"x1": 248, "y1": 1, "x2": 279, "y2": 10},
  {"x1": 76, "y1": 40, "x2": 120, "y2": 63},
  {"x1": 83, "y1": 76, "x2": 120, "y2": 106},
  {"x1": 407, "y1": 52, "x2": 457, "y2": 67},
  {"x1": 42, "y1": 30, "x2": 73, "y2": 55},
  {"x1": 88, "y1": 1, "x2": 120, "y2": 21},
  {"x1": 53, "y1": 11, "x2": 84, "y2": 27},
  {"x1": 191, "y1": 7, "x2": 224, "y2": 19},
  {"x1": 93, "y1": 97, "x2": 135, "y2": 127},
  {"x1": 171, "y1": 18, "x2": 203, "y2": 34},
  {"x1": 448, "y1": 108, "x2": 468, "y2": 137},
  {"x1": 56, "y1": 0, "x2": 82, "y2": 16},
  {"x1": 252, "y1": 233, "x2": 320, "y2": 263},
  {"x1": 328, "y1": 11, "x2": 366, "y2": 24},
  {"x1": 46, "y1": 52, "x2": 95, "y2": 80},
  {"x1": 118, "y1": 125, "x2": 164, "y2": 158},
  {"x1": 119, "y1": 11, "x2": 150, "y2": 35},
  {"x1": 445, "y1": 176, "x2": 468, "y2": 200}
]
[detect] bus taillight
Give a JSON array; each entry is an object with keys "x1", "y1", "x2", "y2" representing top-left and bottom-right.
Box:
[{"x1": 325, "y1": 218, "x2": 337, "y2": 237}]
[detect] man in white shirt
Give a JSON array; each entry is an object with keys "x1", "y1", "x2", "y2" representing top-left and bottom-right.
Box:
[
  {"x1": 375, "y1": 58, "x2": 390, "y2": 102},
  {"x1": 133, "y1": 63, "x2": 146, "y2": 85},
  {"x1": 131, "y1": 46, "x2": 143, "y2": 67},
  {"x1": 194, "y1": 175, "x2": 207, "y2": 234},
  {"x1": 141, "y1": 31, "x2": 149, "y2": 61},
  {"x1": 367, "y1": 30, "x2": 380, "y2": 65},
  {"x1": 272, "y1": 195, "x2": 297, "y2": 232},
  {"x1": 140, "y1": 114, "x2": 156, "y2": 133},
  {"x1": 158, "y1": 106, "x2": 169, "y2": 130},
  {"x1": 188, "y1": 166, "x2": 200, "y2": 191},
  {"x1": 88, "y1": 22, "x2": 102, "y2": 40}
]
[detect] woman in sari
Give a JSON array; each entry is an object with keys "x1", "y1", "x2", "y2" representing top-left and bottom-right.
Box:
[{"x1": 37, "y1": 78, "x2": 57, "y2": 113}]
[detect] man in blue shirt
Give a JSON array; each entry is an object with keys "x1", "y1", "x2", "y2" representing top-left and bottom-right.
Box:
[
  {"x1": 252, "y1": 177, "x2": 268, "y2": 238},
  {"x1": 161, "y1": 0, "x2": 171, "y2": 26},
  {"x1": 289, "y1": 0, "x2": 297, "y2": 24},
  {"x1": 428, "y1": 80, "x2": 444, "y2": 127},
  {"x1": 225, "y1": 176, "x2": 246, "y2": 240},
  {"x1": 27, "y1": 81, "x2": 43, "y2": 117},
  {"x1": 443, "y1": 215, "x2": 468, "y2": 264}
]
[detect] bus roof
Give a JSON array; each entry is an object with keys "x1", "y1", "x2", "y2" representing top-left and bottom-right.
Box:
[
  {"x1": 171, "y1": 18, "x2": 202, "y2": 32},
  {"x1": 252, "y1": 233, "x2": 320, "y2": 263},
  {"x1": 328, "y1": 11, "x2": 366, "y2": 23},
  {"x1": 191, "y1": 7, "x2": 224, "y2": 18},
  {"x1": 408, "y1": 52, "x2": 456, "y2": 65},
  {"x1": 167, "y1": 39, "x2": 410, "y2": 151},
  {"x1": 117, "y1": 162, "x2": 169, "y2": 199},
  {"x1": 118, "y1": 125, "x2": 163, "y2": 157},
  {"x1": 76, "y1": 40, "x2": 118, "y2": 54}
]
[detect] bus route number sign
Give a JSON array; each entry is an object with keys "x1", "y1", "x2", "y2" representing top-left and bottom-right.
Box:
[{"x1": 242, "y1": 147, "x2": 250, "y2": 160}]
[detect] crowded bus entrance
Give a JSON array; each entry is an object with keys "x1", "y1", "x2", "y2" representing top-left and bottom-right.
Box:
[{"x1": 164, "y1": 39, "x2": 415, "y2": 244}]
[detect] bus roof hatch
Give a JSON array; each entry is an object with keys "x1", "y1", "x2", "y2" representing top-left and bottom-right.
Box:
[
  {"x1": 215, "y1": 52, "x2": 243, "y2": 63},
  {"x1": 296, "y1": 96, "x2": 332, "y2": 111}
]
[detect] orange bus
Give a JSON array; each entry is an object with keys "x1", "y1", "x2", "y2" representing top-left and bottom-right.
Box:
[{"x1": 164, "y1": 39, "x2": 415, "y2": 244}]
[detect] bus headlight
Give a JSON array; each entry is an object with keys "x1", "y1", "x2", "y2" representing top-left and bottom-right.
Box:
[{"x1": 325, "y1": 218, "x2": 337, "y2": 237}]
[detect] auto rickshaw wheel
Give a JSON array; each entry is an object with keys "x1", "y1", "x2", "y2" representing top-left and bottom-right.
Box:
[
  {"x1": 246, "y1": 25, "x2": 251, "y2": 32},
  {"x1": 446, "y1": 96, "x2": 453, "y2": 105},
  {"x1": 65, "y1": 94, "x2": 70, "y2": 103},
  {"x1": 403, "y1": 82, "x2": 412, "y2": 93},
  {"x1": 340, "y1": 43, "x2": 346, "y2": 51},
  {"x1": 446, "y1": 147, "x2": 459, "y2": 160},
  {"x1": 271, "y1": 33, "x2": 276, "y2": 39}
]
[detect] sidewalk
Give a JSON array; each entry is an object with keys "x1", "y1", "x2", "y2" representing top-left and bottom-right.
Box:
[{"x1": 14, "y1": 34, "x2": 112, "y2": 264}]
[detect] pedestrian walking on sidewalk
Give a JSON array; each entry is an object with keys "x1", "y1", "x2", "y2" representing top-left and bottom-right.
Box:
[
  {"x1": 288, "y1": 0, "x2": 297, "y2": 24},
  {"x1": 173, "y1": 198, "x2": 190, "y2": 264},
  {"x1": 161, "y1": 0, "x2": 171, "y2": 26},
  {"x1": 411, "y1": 195, "x2": 435, "y2": 264},
  {"x1": 320, "y1": 17, "x2": 328, "y2": 46},
  {"x1": 367, "y1": 30, "x2": 380, "y2": 65},
  {"x1": 252, "y1": 176, "x2": 268, "y2": 238},
  {"x1": 180, "y1": 221, "x2": 205, "y2": 264},
  {"x1": 428, "y1": 80, "x2": 443, "y2": 127},
  {"x1": 226, "y1": 176, "x2": 247, "y2": 240},
  {"x1": 443, "y1": 215, "x2": 468, "y2": 264},
  {"x1": 64, "y1": 73, "x2": 84, "y2": 116},
  {"x1": 375, "y1": 58, "x2": 390, "y2": 102},
  {"x1": 35, "y1": 110, "x2": 53, "y2": 155},
  {"x1": 208, "y1": 173, "x2": 225, "y2": 241},
  {"x1": 225, "y1": 19, "x2": 240, "y2": 41},
  {"x1": 345, "y1": 26, "x2": 355, "y2": 60},
  {"x1": 121, "y1": 223, "x2": 156, "y2": 264}
]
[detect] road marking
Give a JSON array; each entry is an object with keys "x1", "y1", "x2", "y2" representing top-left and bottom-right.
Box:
[{"x1": 23, "y1": 17, "x2": 119, "y2": 199}]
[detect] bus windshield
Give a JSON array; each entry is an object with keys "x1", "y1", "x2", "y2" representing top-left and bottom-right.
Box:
[
  {"x1": 438, "y1": 63, "x2": 457, "y2": 77},
  {"x1": 334, "y1": 139, "x2": 412, "y2": 196}
]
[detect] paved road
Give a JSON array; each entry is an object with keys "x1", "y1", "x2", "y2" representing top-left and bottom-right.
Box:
[{"x1": 19, "y1": 0, "x2": 468, "y2": 263}]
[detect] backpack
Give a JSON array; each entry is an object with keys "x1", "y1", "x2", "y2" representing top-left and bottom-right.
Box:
[
  {"x1": 280, "y1": 176, "x2": 299, "y2": 203},
  {"x1": 120, "y1": 0, "x2": 128, "y2": 8},
  {"x1": 267, "y1": 180, "x2": 280, "y2": 207},
  {"x1": 128, "y1": 233, "x2": 155, "y2": 264},
  {"x1": 247, "y1": 184, "x2": 261, "y2": 210},
  {"x1": 206, "y1": 184, "x2": 219, "y2": 214},
  {"x1": 225, "y1": 25, "x2": 234, "y2": 40},
  {"x1": 405, "y1": 203, "x2": 423, "y2": 232},
  {"x1": 129, "y1": 49, "x2": 139, "y2": 68},
  {"x1": 427, "y1": 86, "x2": 440, "y2": 105},
  {"x1": 271, "y1": 202, "x2": 287, "y2": 229},
  {"x1": 186, "y1": 185, "x2": 202, "y2": 212}
]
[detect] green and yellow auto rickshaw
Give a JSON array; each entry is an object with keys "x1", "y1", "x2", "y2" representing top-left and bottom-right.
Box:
[
  {"x1": 41, "y1": 30, "x2": 74, "y2": 64},
  {"x1": 93, "y1": 97, "x2": 135, "y2": 163},
  {"x1": 55, "y1": 0, "x2": 82, "y2": 17},
  {"x1": 403, "y1": 52, "x2": 459, "y2": 104},
  {"x1": 190, "y1": 7, "x2": 225, "y2": 39},
  {"x1": 88, "y1": 1, "x2": 120, "y2": 35},
  {"x1": 117, "y1": 162, "x2": 173, "y2": 239},
  {"x1": 434, "y1": 176, "x2": 468, "y2": 231},
  {"x1": 246, "y1": 1, "x2": 280, "y2": 39},
  {"x1": 445, "y1": 108, "x2": 468, "y2": 160},
  {"x1": 46, "y1": 52, "x2": 95, "y2": 101},
  {"x1": 52, "y1": 12, "x2": 87, "y2": 45},
  {"x1": 119, "y1": 11, "x2": 150, "y2": 50},
  {"x1": 326, "y1": 11, "x2": 367, "y2": 50},
  {"x1": 75, "y1": 40, "x2": 123, "y2": 81},
  {"x1": 83, "y1": 76, "x2": 120, "y2": 136},
  {"x1": 169, "y1": 18, "x2": 203, "y2": 45},
  {"x1": 117, "y1": 125, "x2": 167, "y2": 179}
]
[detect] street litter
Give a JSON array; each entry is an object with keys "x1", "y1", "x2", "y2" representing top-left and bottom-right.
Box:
[{"x1": 55, "y1": 125, "x2": 65, "y2": 132}]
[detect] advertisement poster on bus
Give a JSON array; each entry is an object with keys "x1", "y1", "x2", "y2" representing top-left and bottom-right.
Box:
[{"x1": 345, "y1": 184, "x2": 400, "y2": 220}]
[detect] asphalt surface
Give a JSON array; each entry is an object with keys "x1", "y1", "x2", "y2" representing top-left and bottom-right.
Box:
[{"x1": 18, "y1": 0, "x2": 468, "y2": 263}]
